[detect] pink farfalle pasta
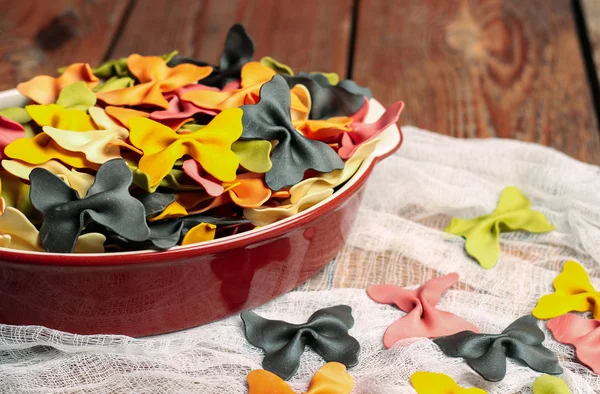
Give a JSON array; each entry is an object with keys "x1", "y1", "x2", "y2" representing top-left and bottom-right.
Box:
[
  {"x1": 0, "y1": 116, "x2": 25, "y2": 159},
  {"x1": 367, "y1": 273, "x2": 479, "y2": 348},
  {"x1": 547, "y1": 314, "x2": 600, "y2": 374}
]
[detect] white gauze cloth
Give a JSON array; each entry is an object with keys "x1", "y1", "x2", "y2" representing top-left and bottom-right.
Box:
[{"x1": 1, "y1": 126, "x2": 599, "y2": 393}]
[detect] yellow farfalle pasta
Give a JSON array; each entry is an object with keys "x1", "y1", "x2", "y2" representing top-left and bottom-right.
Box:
[
  {"x1": 410, "y1": 372, "x2": 487, "y2": 394},
  {"x1": 43, "y1": 107, "x2": 139, "y2": 164},
  {"x1": 533, "y1": 260, "x2": 600, "y2": 319},
  {"x1": 129, "y1": 108, "x2": 243, "y2": 187}
]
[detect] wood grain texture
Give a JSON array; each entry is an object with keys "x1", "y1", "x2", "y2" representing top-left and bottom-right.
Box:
[
  {"x1": 353, "y1": 0, "x2": 600, "y2": 164},
  {"x1": 0, "y1": 0, "x2": 131, "y2": 90},
  {"x1": 109, "y1": 0, "x2": 353, "y2": 77},
  {"x1": 582, "y1": 0, "x2": 600, "y2": 80}
]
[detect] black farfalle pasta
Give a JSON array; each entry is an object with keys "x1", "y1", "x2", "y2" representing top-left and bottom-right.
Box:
[
  {"x1": 29, "y1": 159, "x2": 151, "y2": 253},
  {"x1": 241, "y1": 305, "x2": 360, "y2": 380},
  {"x1": 97, "y1": 190, "x2": 249, "y2": 250},
  {"x1": 240, "y1": 75, "x2": 344, "y2": 191},
  {"x1": 136, "y1": 192, "x2": 176, "y2": 217},
  {"x1": 103, "y1": 214, "x2": 251, "y2": 251},
  {"x1": 168, "y1": 24, "x2": 255, "y2": 88},
  {"x1": 338, "y1": 79, "x2": 373, "y2": 99},
  {"x1": 434, "y1": 315, "x2": 563, "y2": 382},
  {"x1": 283, "y1": 73, "x2": 371, "y2": 119}
]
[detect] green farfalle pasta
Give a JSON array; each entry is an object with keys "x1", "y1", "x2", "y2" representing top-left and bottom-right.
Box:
[
  {"x1": 55, "y1": 82, "x2": 97, "y2": 111},
  {"x1": 445, "y1": 186, "x2": 555, "y2": 268}
]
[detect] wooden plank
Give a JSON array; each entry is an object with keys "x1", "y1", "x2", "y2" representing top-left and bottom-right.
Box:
[
  {"x1": 0, "y1": 0, "x2": 131, "y2": 91},
  {"x1": 582, "y1": 0, "x2": 600, "y2": 80},
  {"x1": 109, "y1": 0, "x2": 353, "y2": 77},
  {"x1": 353, "y1": 0, "x2": 600, "y2": 164}
]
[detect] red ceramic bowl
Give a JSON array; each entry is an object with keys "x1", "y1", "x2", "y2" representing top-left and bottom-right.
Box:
[{"x1": 0, "y1": 90, "x2": 402, "y2": 336}]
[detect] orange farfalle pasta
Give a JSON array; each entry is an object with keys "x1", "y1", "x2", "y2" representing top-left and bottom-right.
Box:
[
  {"x1": 181, "y1": 62, "x2": 309, "y2": 117},
  {"x1": 150, "y1": 173, "x2": 271, "y2": 222},
  {"x1": 290, "y1": 84, "x2": 351, "y2": 136},
  {"x1": 105, "y1": 106, "x2": 150, "y2": 127},
  {"x1": 17, "y1": 63, "x2": 99, "y2": 105},
  {"x1": 293, "y1": 117, "x2": 352, "y2": 140},
  {"x1": 96, "y1": 54, "x2": 212, "y2": 109},
  {"x1": 226, "y1": 172, "x2": 272, "y2": 208},
  {"x1": 247, "y1": 362, "x2": 354, "y2": 394},
  {"x1": 129, "y1": 108, "x2": 242, "y2": 188}
]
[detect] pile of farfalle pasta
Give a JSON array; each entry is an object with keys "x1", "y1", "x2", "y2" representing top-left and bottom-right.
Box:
[{"x1": 0, "y1": 24, "x2": 403, "y2": 253}]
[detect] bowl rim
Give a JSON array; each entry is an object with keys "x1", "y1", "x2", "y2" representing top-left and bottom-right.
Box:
[{"x1": 0, "y1": 93, "x2": 403, "y2": 266}]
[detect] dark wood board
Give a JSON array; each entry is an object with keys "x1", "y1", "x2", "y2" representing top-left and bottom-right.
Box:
[
  {"x1": 109, "y1": 0, "x2": 353, "y2": 77},
  {"x1": 0, "y1": 0, "x2": 131, "y2": 90},
  {"x1": 353, "y1": 0, "x2": 600, "y2": 164},
  {"x1": 1, "y1": 0, "x2": 598, "y2": 164},
  {"x1": 583, "y1": 0, "x2": 600, "y2": 81}
]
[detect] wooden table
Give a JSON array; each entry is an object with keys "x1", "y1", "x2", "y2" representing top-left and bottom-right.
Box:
[
  {"x1": 1, "y1": 0, "x2": 600, "y2": 164},
  {"x1": 0, "y1": 5, "x2": 598, "y2": 389}
]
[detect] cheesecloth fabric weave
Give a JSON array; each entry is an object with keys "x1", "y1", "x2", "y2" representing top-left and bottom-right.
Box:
[{"x1": 1, "y1": 126, "x2": 599, "y2": 393}]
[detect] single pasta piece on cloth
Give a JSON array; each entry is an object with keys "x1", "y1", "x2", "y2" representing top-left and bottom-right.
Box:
[
  {"x1": 546, "y1": 314, "x2": 600, "y2": 374},
  {"x1": 533, "y1": 260, "x2": 600, "y2": 319},
  {"x1": 241, "y1": 305, "x2": 360, "y2": 380},
  {"x1": 410, "y1": 371, "x2": 487, "y2": 394},
  {"x1": 367, "y1": 273, "x2": 479, "y2": 348},
  {"x1": 433, "y1": 315, "x2": 562, "y2": 382},
  {"x1": 247, "y1": 362, "x2": 354, "y2": 394},
  {"x1": 445, "y1": 186, "x2": 555, "y2": 268},
  {"x1": 532, "y1": 375, "x2": 571, "y2": 394}
]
